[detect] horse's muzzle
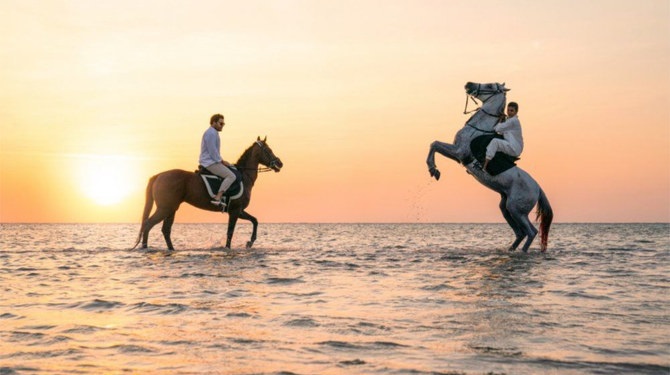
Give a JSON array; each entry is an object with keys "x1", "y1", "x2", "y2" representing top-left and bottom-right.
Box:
[
  {"x1": 271, "y1": 159, "x2": 283, "y2": 172},
  {"x1": 464, "y1": 82, "x2": 477, "y2": 95}
]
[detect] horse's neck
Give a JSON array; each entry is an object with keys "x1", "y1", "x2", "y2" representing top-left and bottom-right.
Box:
[
  {"x1": 467, "y1": 110, "x2": 498, "y2": 130},
  {"x1": 238, "y1": 155, "x2": 259, "y2": 188},
  {"x1": 466, "y1": 97, "x2": 505, "y2": 131}
]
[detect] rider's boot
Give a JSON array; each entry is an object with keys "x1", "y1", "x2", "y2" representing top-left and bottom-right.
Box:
[{"x1": 483, "y1": 159, "x2": 491, "y2": 173}]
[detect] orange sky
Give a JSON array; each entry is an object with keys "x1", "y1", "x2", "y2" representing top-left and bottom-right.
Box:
[{"x1": 1, "y1": 0, "x2": 669, "y2": 223}]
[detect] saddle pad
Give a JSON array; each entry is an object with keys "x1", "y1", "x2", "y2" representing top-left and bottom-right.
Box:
[
  {"x1": 470, "y1": 134, "x2": 518, "y2": 176},
  {"x1": 201, "y1": 175, "x2": 244, "y2": 200},
  {"x1": 199, "y1": 166, "x2": 244, "y2": 200}
]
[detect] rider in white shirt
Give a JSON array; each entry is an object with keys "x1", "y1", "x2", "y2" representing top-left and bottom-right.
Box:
[
  {"x1": 200, "y1": 113, "x2": 237, "y2": 206},
  {"x1": 483, "y1": 102, "x2": 523, "y2": 172}
]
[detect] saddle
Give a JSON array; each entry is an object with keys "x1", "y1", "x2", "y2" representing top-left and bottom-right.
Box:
[
  {"x1": 470, "y1": 134, "x2": 519, "y2": 176},
  {"x1": 196, "y1": 165, "x2": 244, "y2": 201}
]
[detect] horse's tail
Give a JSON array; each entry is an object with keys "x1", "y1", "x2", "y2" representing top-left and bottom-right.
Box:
[
  {"x1": 131, "y1": 175, "x2": 157, "y2": 250},
  {"x1": 536, "y1": 188, "x2": 553, "y2": 252}
]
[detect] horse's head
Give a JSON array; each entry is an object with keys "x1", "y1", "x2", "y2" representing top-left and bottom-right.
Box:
[
  {"x1": 464, "y1": 81, "x2": 509, "y2": 116},
  {"x1": 254, "y1": 136, "x2": 283, "y2": 172},
  {"x1": 464, "y1": 81, "x2": 509, "y2": 98}
]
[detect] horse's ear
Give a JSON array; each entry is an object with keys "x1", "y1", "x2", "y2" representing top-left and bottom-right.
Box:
[
  {"x1": 263, "y1": 136, "x2": 267, "y2": 142},
  {"x1": 257, "y1": 136, "x2": 261, "y2": 141},
  {"x1": 502, "y1": 82, "x2": 510, "y2": 92}
]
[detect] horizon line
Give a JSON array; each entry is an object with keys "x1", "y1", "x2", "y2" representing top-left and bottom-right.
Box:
[{"x1": 1, "y1": 221, "x2": 668, "y2": 225}]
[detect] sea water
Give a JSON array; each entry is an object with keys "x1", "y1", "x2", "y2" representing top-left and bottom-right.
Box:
[{"x1": 0, "y1": 223, "x2": 668, "y2": 374}]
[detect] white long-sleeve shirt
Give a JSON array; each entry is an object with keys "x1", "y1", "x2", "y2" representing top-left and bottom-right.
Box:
[
  {"x1": 199, "y1": 126, "x2": 222, "y2": 167},
  {"x1": 493, "y1": 115, "x2": 524, "y2": 156}
]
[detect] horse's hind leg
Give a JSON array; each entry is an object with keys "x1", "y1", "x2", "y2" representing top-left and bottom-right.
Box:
[
  {"x1": 161, "y1": 212, "x2": 176, "y2": 251},
  {"x1": 510, "y1": 210, "x2": 538, "y2": 253},
  {"x1": 142, "y1": 208, "x2": 173, "y2": 249},
  {"x1": 499, "y1": 195, "x2": 525, "y2": 251}
]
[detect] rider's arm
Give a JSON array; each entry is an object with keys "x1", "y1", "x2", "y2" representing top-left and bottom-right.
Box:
[{"x1": 495, "y1": 116, "x2": 519, "y2": 133}]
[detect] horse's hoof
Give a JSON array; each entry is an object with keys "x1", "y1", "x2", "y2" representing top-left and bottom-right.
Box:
[
  {"x1": 246, "y1": 241, "x2": 253, "y2": 249},
  {"x1": 429, "y1": 167, "x2": 441, "y2": 181}
]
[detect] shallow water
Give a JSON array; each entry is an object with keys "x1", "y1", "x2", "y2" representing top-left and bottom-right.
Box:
[{"x1": 1, "y1": 223, "x2": 668, "y2": 374}]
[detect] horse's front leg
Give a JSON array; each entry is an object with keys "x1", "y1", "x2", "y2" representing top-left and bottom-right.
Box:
[
  {"x1": 426, "y1": 140, "x2": 465, "y2": 181},
  {"x1": 239, "y1": 210, "x2": 258, "y2": 249},
  {"x1": 225, "y1": 213, "x2": 239, "y2": 249}
]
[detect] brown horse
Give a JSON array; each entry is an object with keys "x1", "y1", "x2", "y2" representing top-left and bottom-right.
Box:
[{"x1": 132, "y1": 137, "x2": 283, "y2": 250}]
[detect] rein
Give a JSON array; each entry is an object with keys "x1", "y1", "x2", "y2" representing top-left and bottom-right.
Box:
[
  {"x1": 233, "y1": 141, "x2": 278, "y2": 173},
  {"x1": 463, "y1": 94, "x2": 480, "y2": 115},
  {"x1": 466, "y1": 107, "x2": 503, "y2": 134},
  {"x1": 235, "y1": 166, "x2": 274, "y2": 173},
  {"x1": 466, "y1": 123, "x2": 496, "y2": 134},
  {"x1": 464, "y1": 83, "x2": 507, "y2": 134}
]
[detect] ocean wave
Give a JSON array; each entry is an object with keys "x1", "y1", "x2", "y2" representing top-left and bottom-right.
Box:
[
  {"x1": 266, "y1": 276, "x2": 305, "y2": 285},
  {"x1": 283, "y1": 317, "x2": 320, "y2": 328},
  {"x1": 516, "y1": 357, "x2": 670, "y2": 375},
  {"x1": 127, "y1": 302, "x2": 190, "y2": 315},
  {"x1": 77, "y1": 299, "x2": 125, "y2": 311},
  {"x1": 319, "y1": 340, "x2": 409, "y2": 351}
]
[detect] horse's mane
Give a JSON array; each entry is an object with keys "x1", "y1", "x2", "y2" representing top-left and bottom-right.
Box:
[{"x1": 235, "y1": 143, "x2": 256, "y2": 166}]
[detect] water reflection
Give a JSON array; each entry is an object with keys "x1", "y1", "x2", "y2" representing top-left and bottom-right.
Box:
[{"x1": 460, "y1": 253, "x2": 544, "y2": 359}]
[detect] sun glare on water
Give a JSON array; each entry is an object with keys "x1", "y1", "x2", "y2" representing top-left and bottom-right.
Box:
[{"x1": 77, "y1": 155, "x2": 138, "y2": 206}]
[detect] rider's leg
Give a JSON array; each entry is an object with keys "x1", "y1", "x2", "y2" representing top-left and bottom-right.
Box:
[
  {"x1": 484, "y1": 139, "x2": 516, "y2": 172},
  {"x1": 206, "y1": 163, "x2": 237, "y2": 203}
]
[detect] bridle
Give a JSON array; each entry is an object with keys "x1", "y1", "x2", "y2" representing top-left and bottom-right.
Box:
[
  {"x1": 254, "y1": 140, "x2": 280, "y2": 173},
  {"x1": 464, "y1": 83, "x2": 507, "y2": 133},
  {"x1": 463, "y1": 83, "x2": 507, "y2": 114},
  {"x1": 233, "y1": 140, "x2": 281, "y2": 173}
]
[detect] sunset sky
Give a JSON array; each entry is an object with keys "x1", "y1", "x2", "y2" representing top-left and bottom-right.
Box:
[{"x1": 1, "y1": 0, "x2": 669, "y2": 223}]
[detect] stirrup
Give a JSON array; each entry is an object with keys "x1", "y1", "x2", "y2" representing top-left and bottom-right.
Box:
[{"x1": 211, "y1": 199, "x2": 226, "y2": 207}]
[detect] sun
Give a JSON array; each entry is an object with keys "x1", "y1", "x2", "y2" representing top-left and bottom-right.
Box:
[{"x1": 77, "y1": 155, "x2": 137, "y2": 206}]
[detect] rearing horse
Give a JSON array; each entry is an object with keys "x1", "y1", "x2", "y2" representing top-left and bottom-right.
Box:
[
  {"x1": 426, "y1": 82, "x2": 553, "y2": 252},
  {"x1": 132, "y1": 137, "x2": 283, "y2": 250}
]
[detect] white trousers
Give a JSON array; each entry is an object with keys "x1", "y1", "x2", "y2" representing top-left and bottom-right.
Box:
[
  {"x1": 485, "y1": 139, "x2": 521, "y2": 160},
  {"x1": 205, "y1": 163, "x2": 237, "y2": 193}
]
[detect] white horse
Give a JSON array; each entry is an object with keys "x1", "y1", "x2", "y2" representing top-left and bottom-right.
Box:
[{"x1": 426, "y1": 81, "x2": 553, "y2": 252}]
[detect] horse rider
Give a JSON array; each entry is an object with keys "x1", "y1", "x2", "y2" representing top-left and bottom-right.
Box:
[
  {"x1": 483, "y1": 102, "x2": 524, "y2": 172},
  {"x1": 199, "y1": 113, "x2": 237, "y2": 206}
]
